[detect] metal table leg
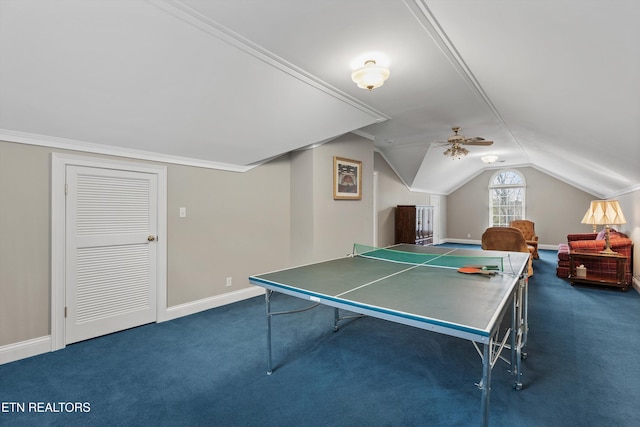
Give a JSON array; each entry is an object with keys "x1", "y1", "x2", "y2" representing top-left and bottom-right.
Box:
[
  {"x1": 480, "y1": 341, "x2": 492, "y2": 427},
  {"x1": 265, "y1": 290, "x2": 273, "y2": 375}
]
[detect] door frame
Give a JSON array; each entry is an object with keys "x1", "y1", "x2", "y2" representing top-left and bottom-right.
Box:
[
  {"x1": 51, "y1": 153, "x2": 167, "y2": 351},
  {"x1": 430, "y1": 195, "x2": 441, "y2": 245}
]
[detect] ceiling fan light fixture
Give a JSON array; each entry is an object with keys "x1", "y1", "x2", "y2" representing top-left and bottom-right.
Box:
[
  {"x1": 448, "y1": 127, "x2": 465, "y2": 143},
  {"x1": 443, "y1": 144, "x2": 468, "y2": 159},
  {"x1": 438, "y1": 127, "x2": 493, "y2": 159},
  {"x1": 351, "y1": 59, "x2": 390, "y2": 91}
]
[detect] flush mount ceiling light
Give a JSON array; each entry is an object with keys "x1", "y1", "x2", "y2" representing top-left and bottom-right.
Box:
[
  {"x1": 351, "y1": 59, "x2": 390, "y2": 91},
  {"x1": 481, "y1": 155, "x2": 499, "y2": 164}
]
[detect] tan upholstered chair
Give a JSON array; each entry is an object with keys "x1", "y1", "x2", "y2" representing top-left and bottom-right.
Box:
[
  {"x1": 509, "y1": 220, "x2": 539, "y2": 259},
  {"x1": 481, "y1": 227, "x2": 533, "y2": 277}
]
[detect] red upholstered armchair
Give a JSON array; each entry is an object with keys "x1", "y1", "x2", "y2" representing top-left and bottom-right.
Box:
[{"x1": 556, "y1": 230, "x2": 634, "y2": 284}]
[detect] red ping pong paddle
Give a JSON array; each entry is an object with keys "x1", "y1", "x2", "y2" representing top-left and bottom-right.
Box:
[{"x1": 457, "y1": 267, "x2": 497, "y2": 276}]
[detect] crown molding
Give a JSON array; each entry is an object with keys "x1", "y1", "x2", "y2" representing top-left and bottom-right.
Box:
[
  {"x1": 149, "y1": 0, "x2": 389, "y2": 123},
  {"x1": 0, "y1": 129, "x2": 256, "y2": 172},
  {"x1": 404, "y1": 0, "x2": 529, "y2": 163}
]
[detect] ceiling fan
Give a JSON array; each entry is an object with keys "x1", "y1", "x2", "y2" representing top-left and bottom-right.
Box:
[{"x1": 437, "y1": 127, "x2": 493, "y2": 159}]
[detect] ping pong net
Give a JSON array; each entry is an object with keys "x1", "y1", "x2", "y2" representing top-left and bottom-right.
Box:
[{"x1": 352, "y1": 244, "x2": 504, "y2": 271}]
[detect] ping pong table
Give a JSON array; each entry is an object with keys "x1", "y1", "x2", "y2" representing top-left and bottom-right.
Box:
[{"x1": 249, "y1": 244, "x2": 530, "y2": 426}]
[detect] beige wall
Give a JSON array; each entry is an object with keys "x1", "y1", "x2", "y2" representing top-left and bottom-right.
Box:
[
  {"x1": 290, "y1": 149, "x2": 315, "y2": 264},
  {"x1": 2, "y1": 137, "x2": 638, "y2": 352},
  {"x1": 0, "y1": 141, "x2": 51, "y2": 345},
  {"x1": 0, "y1": 140, "x2": 291, "y2": 346},
  {"x1": 166, "y1": 156, "x2": 291, "y2": 306},
  {"x1": 291, "y1": 134, "x2": 375, "y2": 265},
  {"x1": 617, "y1": 191, "x2": 640, "y2": 284},
  {"x1": 373, "y1": 152, "x2": 441, "y2": 248},
  {"x1": 447, "y1": 167, "x2": 597, "y2": 245},
  {"x1": 0, "y1": 134, "x2": 378, "y2": 349}
]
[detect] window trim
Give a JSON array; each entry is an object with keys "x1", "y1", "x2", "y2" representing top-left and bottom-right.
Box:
[{"x1": 488, "y1": 169, "x2": 526, "y2": 227}]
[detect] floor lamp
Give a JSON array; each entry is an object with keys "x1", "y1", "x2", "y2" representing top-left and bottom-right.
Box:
[{"x1": 580, "y1": 200, "x2": 627, "y2": 254}]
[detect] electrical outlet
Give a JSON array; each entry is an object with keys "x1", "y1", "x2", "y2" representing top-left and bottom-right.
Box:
[
  {"x1": 467, "y1": 233, "x2": 471, "y2": 238},
  {"x1": 179, "y1": 207, "x2": 187, "y2": 218},
  {"x1": 226, "y1": 277, "x2": 232, "y2": 287}
]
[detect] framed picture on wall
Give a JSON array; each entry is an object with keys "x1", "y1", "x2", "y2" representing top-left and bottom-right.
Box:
[{"x1": 333, "y1": 156, "x2": 362, "y2": 200}]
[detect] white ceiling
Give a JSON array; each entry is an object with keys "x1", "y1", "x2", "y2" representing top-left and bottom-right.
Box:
[{"x1": 1, "y1": 0, "x2": 639, "y2": 197}]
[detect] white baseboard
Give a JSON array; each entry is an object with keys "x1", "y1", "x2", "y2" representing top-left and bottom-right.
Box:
[
  {"x1": 0, "y1": 336, "x2": 52, "y2": 366},
  {"x1": 4, "y1": 276, "x2": 634, "y2": 366},
  {"x1": 442, "y1": 238, "x2": 480, "y2": 245},
  {"x1": 538, "y1": 243, "x2": 561, "y2": 251},
  {"x1": 160, "y1": 285, "x2": 265, "y2": 322},
  {"x1": 0, "y1": 286, "x2": 265, "y2": 365}
]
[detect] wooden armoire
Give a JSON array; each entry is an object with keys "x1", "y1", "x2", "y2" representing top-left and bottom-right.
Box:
[{"x1": 394, "y1": 205, "x2": 434, "y2": 245}]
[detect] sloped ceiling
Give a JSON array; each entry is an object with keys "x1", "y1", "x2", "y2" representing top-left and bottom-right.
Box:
[{"x1": 1, "y1": 0, "x2": 639, "y2": 197}]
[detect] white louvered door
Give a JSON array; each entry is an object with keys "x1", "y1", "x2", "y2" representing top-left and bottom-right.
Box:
[{"x1": 65, "y1": 166, "x2": 157, "y2": 344}]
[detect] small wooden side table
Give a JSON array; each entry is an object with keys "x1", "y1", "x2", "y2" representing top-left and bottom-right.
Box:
[{"x1": 568, "y1": 251, "x2": 629, "y2": 291}]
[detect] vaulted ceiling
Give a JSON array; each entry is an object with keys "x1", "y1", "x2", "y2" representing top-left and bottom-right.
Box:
[{"x1": 1, "y1": 1, "x2": 639, "y2": 197}]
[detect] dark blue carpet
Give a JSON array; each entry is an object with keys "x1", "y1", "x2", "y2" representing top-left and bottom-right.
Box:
[{"x1": 1, "y1": 246, "x2": 639, "y2": 426}]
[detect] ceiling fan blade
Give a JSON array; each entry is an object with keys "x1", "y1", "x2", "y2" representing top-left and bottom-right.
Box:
[{"x1": 463, "y1": 140, "x2": 494, "y2": 146}]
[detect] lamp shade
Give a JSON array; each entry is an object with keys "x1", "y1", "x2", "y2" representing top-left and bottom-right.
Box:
[
  {"x1": 351, "y1": 60, "x2": 390, "y2": 91},
  {"x1": 581, "y1": 200, "x2": 626, "y2": 226}
]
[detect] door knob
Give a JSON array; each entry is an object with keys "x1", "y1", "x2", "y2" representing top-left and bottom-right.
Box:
[{"x1": 148, "y1": 235, "x2": 156, "y2": 242}]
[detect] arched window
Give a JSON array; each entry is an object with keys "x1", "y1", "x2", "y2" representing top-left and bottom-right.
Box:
[{"x1": 489, "y1": 170, "x2": 526, "y2": 227}]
